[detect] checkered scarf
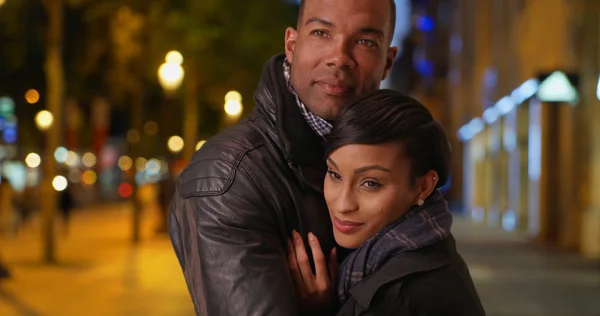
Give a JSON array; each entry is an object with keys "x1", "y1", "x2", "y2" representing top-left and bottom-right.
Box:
[
  {"x1": 283, "y1": 59, "x2": 332, "y2": 138},
  {"x1": 337, "y1": 190, "x2": 453, "y2": 304}
]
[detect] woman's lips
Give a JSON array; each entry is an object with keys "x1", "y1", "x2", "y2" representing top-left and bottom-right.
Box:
[{"x1": 333, "y1": 217, "x2": 364, "y2": 234}]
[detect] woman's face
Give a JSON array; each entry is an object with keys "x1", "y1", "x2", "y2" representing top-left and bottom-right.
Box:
[{"x1": 324, "y1": 142, "x2": 422, "y2": 249}]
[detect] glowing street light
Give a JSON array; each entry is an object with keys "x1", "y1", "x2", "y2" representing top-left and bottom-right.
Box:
[
  {"x1": 165, "y1": 50, "x2": 184, "y2": 65},
  {"x1": 167, "y1": 135, "x2": 184, "y2": 153},
  {"x1": 196, "y1": 140, "x2": 206, "y2": 151},
  {"x1": 25, "y1": 89, "x2": 40, "y2": 104},
  {"x1": 224, "y1": 90, "x2": 243, "y2": 118},
  {"x1": 35, "y1": 110, "x2": 54, "y2": 131},
  {"x1": 52, "y1": 175, "x2": 68, "y2": 192},
  {"x1": 25, "y1": 153, "x2": 41, "y2": 168},
  {"x1": 158, "y1": 51, "x2": 184, "y2": 94}
]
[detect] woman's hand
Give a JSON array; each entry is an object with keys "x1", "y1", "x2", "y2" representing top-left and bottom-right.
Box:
[{"x1": 287, "y1": 230, "x2": 338, "y2": 312}]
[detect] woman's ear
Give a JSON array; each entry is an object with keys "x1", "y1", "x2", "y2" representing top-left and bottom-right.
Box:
[{"x1": 415, "y1": 170, "x2": 439, "y2": 203}]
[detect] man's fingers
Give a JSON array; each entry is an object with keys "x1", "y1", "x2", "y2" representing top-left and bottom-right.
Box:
[
  {"x1": 287, "y1": 238, "x2": 304, "y2": 290},
  {"x1": 292, "y1": 230, "x2": 314, "y2": 288},
  {"x1": 308, "y1": 232, "x2": 328, "y2": 287},
  {"x1": 328, "y1": 247, "x2": 339, "y2": 283}
]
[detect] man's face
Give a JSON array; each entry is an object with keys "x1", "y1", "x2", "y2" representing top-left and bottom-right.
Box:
[{"x1": 285, "y1": 0, "x2": 398, "y2": 120}]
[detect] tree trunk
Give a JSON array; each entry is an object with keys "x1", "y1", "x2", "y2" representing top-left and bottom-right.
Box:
[
  {"x1": 41, "y1": 0, "x2": 64, "y2": 264},
  {"x1": 183, "y1": 61, "x2": 199, "y2": 164}
]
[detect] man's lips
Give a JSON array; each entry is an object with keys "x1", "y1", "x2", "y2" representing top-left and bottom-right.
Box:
[
  {"x1": 316, "y1": 78, "x2": 354, "y2": 96},
  {"x1": 333, "y1": 217, "x2": 364, "y2": 234}
]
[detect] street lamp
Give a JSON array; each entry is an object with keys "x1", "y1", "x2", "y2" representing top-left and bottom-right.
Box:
[
  {"x1": 167, "y1": 135, "x2": 184, "y2": 154},
  {"x1": 224, "y1": 90, "x2": 243, "y2": 118},
  {"x1": 35, "y1": 110, "x2": 54, "y2": 131},
  {"x1": 158, "y1": 51, "x2": 185, "y2": 94}
]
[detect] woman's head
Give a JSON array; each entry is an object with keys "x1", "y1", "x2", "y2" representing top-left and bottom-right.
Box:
[{"x1": 324, "y1": 89, "x2": 451, "y2": 249}]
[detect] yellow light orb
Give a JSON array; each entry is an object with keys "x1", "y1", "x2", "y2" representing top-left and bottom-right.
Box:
[
  {"x1": 165, "y1": 50, "x2": 184, "y2": 65},
  {"x1": 118, "y1": 156, "x2": 133, "y2": 171},
  {"x1": 65, "y1": 151, "x2": 79, "y2": 167},
  {"x1": 225, "y1": 90, "x2": 242, "y2": 102},
  {"x1": 82, "y1": 152, "x2": 97, "y2": 168},
  {"x1": 81, "y1": 170, "x2": 97, "y2": 185},
  {"x1": 135, "y1": 157, "x2": 147, "y2": 172},
  {"x1": 127, "y1": 129, "x2": 140, "y2": 143},
  {"x1": 158, "y1": 63, "x2": 185, "y2": 93},
  {"x1": 52, "y1": 176, "x2": 68, "y2": 192},
  {"x1": 224, "y1": 100, "x2": 243, "y2": 117},
  {"x1": 196, "y1": 140, "x2": 206, "y2": 151},
  {"x1": 35, "y1": 110, "x2": 54, "y2": 131},
  {"x1": 25, "y1": 153, "x2": 41, "y2": 168},
  {"x1": 25, "y1": 89, "x2": 40, "y2": 104},
  {"x1": 144, "y1": 121, "x2": 159, "y2": 135},
  {"x1": 167, "y1": 135, "x2": 184, "y2": 153}
]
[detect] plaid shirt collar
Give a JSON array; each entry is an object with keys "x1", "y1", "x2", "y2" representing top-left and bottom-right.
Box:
[{"x1": 283, "y1": 59, "x2": 332, "y2": 139}]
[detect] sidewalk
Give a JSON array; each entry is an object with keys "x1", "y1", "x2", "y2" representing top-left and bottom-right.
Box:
[
  {"x1": 0, "y1": 202, "x2": 194, "y2": 316},
  {"x1": 453, "y1": 216, "x2": 600, "y2": 316}
]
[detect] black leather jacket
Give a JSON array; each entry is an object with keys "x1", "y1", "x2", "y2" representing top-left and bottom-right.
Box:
[{"x1": 169, "y1": 54, "x2": 335, "y2": 316}]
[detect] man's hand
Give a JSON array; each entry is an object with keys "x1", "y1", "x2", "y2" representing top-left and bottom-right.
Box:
[{"x1": 287, "y1": 230, "x2": 338, "y2": 312}]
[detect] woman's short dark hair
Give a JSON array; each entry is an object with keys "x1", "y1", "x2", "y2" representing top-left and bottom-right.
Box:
[{"x1": 326, "y1": 89, "x2": 451, "y2": 188}]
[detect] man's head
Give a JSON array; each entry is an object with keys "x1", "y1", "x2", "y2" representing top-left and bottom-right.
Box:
[{"x1": 285, "y1": 0, "x2": 398, "y2": 120}]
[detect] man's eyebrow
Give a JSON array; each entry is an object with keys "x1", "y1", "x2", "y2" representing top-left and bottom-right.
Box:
[
  {"x1": 358, "y1": 27, "x2": 384, "y2": 38},
  {"x1": 305, "y1": 17, "x2": 335, "y2": 27}
]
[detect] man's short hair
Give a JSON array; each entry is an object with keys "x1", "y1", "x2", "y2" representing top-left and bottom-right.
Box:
[{"x1": 297, "y1": 0, "x2": 397, "y2": 44}]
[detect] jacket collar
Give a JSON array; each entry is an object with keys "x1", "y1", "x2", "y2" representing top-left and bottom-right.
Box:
[
  {"x1": 348, "y1": 235, "x2": 457, "y2": 308},
  {"x1": 253, "y1": 53, "x2": 327, "y2": 173}
]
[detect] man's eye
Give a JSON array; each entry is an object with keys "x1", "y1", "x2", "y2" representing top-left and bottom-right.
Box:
[
  {"x1": 357, "y1": 39, "x2": 377, "y2": 47},
  {"x1": 311, "y1": 29, "x2": 328, "y2": 37}
]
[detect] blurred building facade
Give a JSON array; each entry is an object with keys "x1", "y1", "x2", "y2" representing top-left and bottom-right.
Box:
[{"x1": 447, "y1": 0, "x2": 600, "y2": 259}]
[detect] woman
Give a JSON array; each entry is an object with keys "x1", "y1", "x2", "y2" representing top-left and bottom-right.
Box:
[{"x1": 287, "y1": 90, "x2": 486, "y2": 315}]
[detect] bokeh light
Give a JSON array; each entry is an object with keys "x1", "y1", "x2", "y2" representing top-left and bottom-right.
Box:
[
  {"x1": 224, "y1": 100, "x2": 243, "y2": 116},
  {"x1": 118, "y1": 156, "x2": 133, "y2": 171},
  {"x1": 118, "y1": 183, "x2": 134, "y2": 198},
  {"x1": 165, "y1": 50, "x2": 184, "y2": 65},
  {"x1": 81, "y1": 170, "x2": 97, "y2": 185},
  {"x1": 25, "y1": 153, "x2": 41, "y2": 168},
  {"x1": 35, "y1": 110, "x2": 54, "y2": 131},
  {"x1": 196, "y1": 140, "x2": 206, "y2": 151},
  {"x1": 52, "y1": 175, "x2": 68, "y2": 192},
  {"x1": 82, "y1": 152, "x2": 97, "y2": 168},
  {"x1": 135, "y1": 157, "x2": 147, "y2": 172},
  {"x1": 167, "y1": 136, "x2": 184, "y2": 153},
  {"x1": 25, "y1": 89, "x2": 40, "y2": 104},
  {"x1": 65, "y1": 151, "x2": 79, "y2": 167},
  {"x1": 54, "y1": 147, "x2": 68, "y2": 163},
  {"x1": 144, "y1": 121, "x2": 159, "y2": 135}
]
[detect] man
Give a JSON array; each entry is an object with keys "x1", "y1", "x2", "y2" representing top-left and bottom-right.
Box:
[{"x1": 169, "y1": 0, "x2": 398, "y2": 314}]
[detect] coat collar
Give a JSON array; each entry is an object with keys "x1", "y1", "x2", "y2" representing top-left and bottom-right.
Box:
[
  {"x1": 348, "y1": 235, "x2": 458, "y2": 308},
  {"x1": 252, "y1": 53, "x2": 326, "y2": 173}
]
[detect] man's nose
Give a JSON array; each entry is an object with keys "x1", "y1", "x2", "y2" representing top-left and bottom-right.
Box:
[{"x1": 325, "y1": 39, "x2": 356, "y2": 69}]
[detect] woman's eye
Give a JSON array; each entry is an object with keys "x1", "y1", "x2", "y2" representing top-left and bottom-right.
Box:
[
  {"x1": 362, "y1": 180, "x2": 381, "y2": 188},
  {"x1": 327, "y1": 170, "x2": 341, "y2": 180}
]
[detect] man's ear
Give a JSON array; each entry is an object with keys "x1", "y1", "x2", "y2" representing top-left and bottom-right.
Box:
[
  {"x1": 382, "y1": 46, "x2": 399, "y2": 80},
  {"x1": 285, "y1": 27, "x2": 298, "y2": 63}
]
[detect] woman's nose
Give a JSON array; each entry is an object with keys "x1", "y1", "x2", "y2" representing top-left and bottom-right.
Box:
[{"x1": 333, "y1": 187, "x2": 359, "y2": 215}]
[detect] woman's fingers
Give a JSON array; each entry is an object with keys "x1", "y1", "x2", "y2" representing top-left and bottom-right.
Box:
[
  {"x1": 292, "y1": 230, "x2": 314, "y2": 288},
  {"x1": 308, "y1": 232, "x2": 328, "y2": 287},
  {"x1": 287, "y1": 238, "x2": 304, "y2": 291}
]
